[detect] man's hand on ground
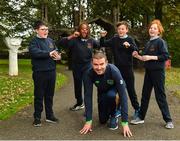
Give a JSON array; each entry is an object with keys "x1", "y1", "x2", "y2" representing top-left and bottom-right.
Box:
[
  {"x1": 79, "y1": 123, "x2": 92, "y2": 134},
  {"x1": 122, "y1": 125, "x2": 133, "y2": 137}
]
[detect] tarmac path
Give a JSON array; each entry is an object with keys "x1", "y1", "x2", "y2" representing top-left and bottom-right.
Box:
[{"x1": 0, "y1": 66, "x2": 179, "y2": 140}]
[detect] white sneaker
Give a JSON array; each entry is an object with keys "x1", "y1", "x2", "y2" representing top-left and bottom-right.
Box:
[
  {"x1": 69, "y1": 104, "x2": 84, "y2": 111},
  {"x1": 130, "y1": 117, "x2": 144, "y2": 125},
  {"x1": 165, "y1": 122, "x2": 174, "y2": 129}
]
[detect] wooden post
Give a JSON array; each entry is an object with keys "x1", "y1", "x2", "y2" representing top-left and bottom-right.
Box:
[{"x1": 113, "y1": 1, "x2": 119, "y2": 25}]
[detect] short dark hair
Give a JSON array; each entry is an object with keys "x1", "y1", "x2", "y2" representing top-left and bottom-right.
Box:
[
  {"x1": 33, "y1": 20, "x2": 47, "y2": 30},
  {"x1": 92, "y1": 49, "x2": 107, "y2": 60}
]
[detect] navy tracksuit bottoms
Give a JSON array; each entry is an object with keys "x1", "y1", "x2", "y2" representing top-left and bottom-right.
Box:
[
  {"x1": 139, "y1": 69, "x2": 172, "y2": 122},
  {"x1": 117, "y1": 66, "x2": 139, "y2": 110},
  {"x1": 33, "y1": 70, "x2": 56, "y2": 119},
  {"x1": 98, "y1": 88, "x2": 117, "y2": 124},
  {"x1": 72, "y1": 63, "x2": 92, "y2": 105}
]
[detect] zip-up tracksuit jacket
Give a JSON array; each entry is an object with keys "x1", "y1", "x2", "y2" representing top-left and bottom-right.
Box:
[{"x1": 84, "y1": 64, "x2": 128, "y2": 123}]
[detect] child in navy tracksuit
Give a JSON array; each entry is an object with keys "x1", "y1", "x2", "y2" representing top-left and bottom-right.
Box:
[
  {"x1": 80, "y1": 51, "x2": 132, "y2": 137},
  {"x1": 29, "y1": 20, "x2": 61, "y2": 127},
  {"x1": 131, "y1": 19, "x2": 174, "y2": 129},
  {"x1": 57, "y1": 22, "x2": 99, "y2": 111},
  {"x1": 100, "y1": 21, "x2": 140, "y2": 116}
]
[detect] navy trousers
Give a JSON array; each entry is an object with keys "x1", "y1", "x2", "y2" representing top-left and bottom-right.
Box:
[
  {"x1": 33, "y1": 70, "x2": 56, "y2": 119},
  {"x1": 98, "y1": 88, "x2": 117, "y2": 124},
  {"x1": 117, "y1": 66, "x2": 139, "y2": 110},
  {"x1": 72, "y1": 63, "x2": 92, "y2": 105},
  {"x1": 139, "y1": 69, "x2": 172, "y2": 122}
]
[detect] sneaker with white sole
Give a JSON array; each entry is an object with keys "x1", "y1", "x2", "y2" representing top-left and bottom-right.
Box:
[
  {"x1": 165, "y1": 122, "x2": 174, "y2": 129},
  {"x1": 130, "y1": 117, "x2": 144, "y2": 125},
  {"x1": 69, "y1": 103, "x2": 84, "y2": 111},
  {"x1": 33, "y1": 118, "x2": 41, "y2": 127},
  {"x1": 46, "y1": 116, "x2": 59, "y2": 123},
  {"x1": 133, "y1": 108, "x2": 140, "y2": 119},
  {"x1": 108, "y1": 116, "x2": 118, "y2": 130}
]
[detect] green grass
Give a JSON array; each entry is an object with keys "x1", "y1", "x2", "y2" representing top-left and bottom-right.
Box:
[
  {"x1": 0, "y1": 59, "x2": 67, "y2": 120},
  {"x1": 166, "y1": 67, "x2": 180, "y2": 98},
  {"x1": 0, "y1": 59, "x2": 179, "y2": 120}
]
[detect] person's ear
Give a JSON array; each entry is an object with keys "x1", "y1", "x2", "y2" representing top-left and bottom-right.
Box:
[
  {"x1": 35, "y1": 29, "x2": 38, "y2": 33},
  {"x1": 106, "y1": 60, "x2": 108, "y2": 64}
]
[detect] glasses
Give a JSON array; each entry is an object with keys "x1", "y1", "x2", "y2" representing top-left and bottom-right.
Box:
[{"x1": 39, "y1": 28, "x2": 49, "y2": 31}]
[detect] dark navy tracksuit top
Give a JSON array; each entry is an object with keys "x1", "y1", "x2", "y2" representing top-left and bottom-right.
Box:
[
  {"x1": 29, "y1": 36, "x2": 58, "y2": 72},
  {"x1": 57, "y1": 37, "x2": 99, "y2": 65},
  {"x1": 143, "y1": 37, "x2": 169, "y2": 70},
  {"x1": 100, "y1": 35, "x2": 138, "y2": 67},
  {"x1": 84, "y1": 64, "x2": 128, "y2": 122}
]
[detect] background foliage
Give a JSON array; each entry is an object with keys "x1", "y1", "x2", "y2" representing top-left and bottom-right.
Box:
[{"x1": 0, "y1": 0, "x2": 179, "y2": 66}]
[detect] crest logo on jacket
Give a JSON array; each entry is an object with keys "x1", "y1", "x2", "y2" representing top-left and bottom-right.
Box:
[
  {"x1": 149, "y1": 45, "x2": 155, "y2": 52},
  {"x1": 107, "y1": 79, "x2": 114, "y2": 85},
  {"x1": 49, "y1": 43, "x2": 54, "y2": 49},
  {"x1": 87, "y1": 43, "x2": 92, "y2": 49}
]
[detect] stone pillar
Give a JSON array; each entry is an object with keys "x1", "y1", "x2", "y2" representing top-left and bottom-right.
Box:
[{"x1": 4, "y1": 37, "x2": 22, "y2": 76}]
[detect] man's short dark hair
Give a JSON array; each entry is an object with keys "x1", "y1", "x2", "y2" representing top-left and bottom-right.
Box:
[
  {"x1": 92, "y1": 49, "x2": 107, "y2": 60},
  {"x1": 33, "y1": 20, "x2": 46, "y2": 30}
]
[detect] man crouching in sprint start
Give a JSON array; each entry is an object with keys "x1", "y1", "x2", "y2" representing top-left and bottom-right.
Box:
[{"x1": 80, "y1": 50, "x2": 132, "y2": 137}]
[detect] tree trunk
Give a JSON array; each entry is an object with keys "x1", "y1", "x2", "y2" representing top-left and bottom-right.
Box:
[
  {"x1": 154, "y1": 0, "x2": 163, "y2": 21},
  {"x1": 41, "y1": 3, "x2": 48, "y2": 22}
]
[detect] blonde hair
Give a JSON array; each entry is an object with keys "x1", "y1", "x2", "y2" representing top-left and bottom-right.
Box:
[
  {"x1": 149, "y1": 19, "x2": 164, "y2": 36},
  {"x1": 116, "y1": 21, "x2": 129, "y2": 29}
]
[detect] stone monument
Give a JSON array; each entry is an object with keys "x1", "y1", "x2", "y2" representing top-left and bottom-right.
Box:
[{"x1": 4, "y1": 37, "x2": 22, "y2": 76}]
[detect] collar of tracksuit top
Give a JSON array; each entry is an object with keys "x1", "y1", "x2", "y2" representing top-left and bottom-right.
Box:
[
  {"x1": 81, "y1": 38, "x2": 88, "y2": 42},
  {"x1": 119, "y1": 34, "x2": 128, "y2": 39},
  {"x1": 36, "y1": 34, "x2": 45, "y2": 39},
  {"x1": 150, "y1": 36, "x2": 159, "y2": 41}
]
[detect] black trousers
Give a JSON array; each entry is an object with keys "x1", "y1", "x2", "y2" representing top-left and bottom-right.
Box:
[
  {"x1": 139, "y1": 69, "x2": 172, "y2": 122},
  {"x1": 33, "y1": 70, "x2": 56, "y2": 119},
  {"x1": 117, "y1": 66, "x2": 139, "y2": 110},
  {"x1": 72, "y1": 63, "x2": 92, "y2": 105},
  {"x1": 98, "y1": 88, "x2": 117, "y2": 124}
]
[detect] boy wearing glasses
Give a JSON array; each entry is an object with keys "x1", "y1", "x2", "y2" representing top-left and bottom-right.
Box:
[
  {"x1": 80, "y1": 50, "x2": 132, "y2": 138},
  {"x1": 29, "y1": 20, "x2": 61, "y2": 127}
]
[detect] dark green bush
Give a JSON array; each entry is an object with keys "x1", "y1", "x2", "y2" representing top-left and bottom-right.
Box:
[{"x1": 165, "y1": 26, "x2": 180, "y2": 67}]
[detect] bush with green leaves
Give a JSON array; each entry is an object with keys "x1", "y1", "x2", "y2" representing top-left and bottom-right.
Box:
[{"x1": 165, "y1": 25, "x2": 180, "y2": 67}]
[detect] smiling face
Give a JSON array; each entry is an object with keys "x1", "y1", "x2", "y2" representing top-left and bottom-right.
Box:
[
  {"x1": 79, "y1": 23, "x2": 89, "y2": 38},
  {"x1": 149, "y1": 23, "x2": 160, "y2": 37},
  {"x1": 36, "y1": 25, "x2": 48, "y2": 38},
  {"x1": 117, "y1": 24, "x2": 128, "y2": 37},
  {"x1": 92, "y1": 58, "x2": 108, "y2": 75},
  {"x1": 148, "y1": 19, "x2": 164, "y2": 37}
]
